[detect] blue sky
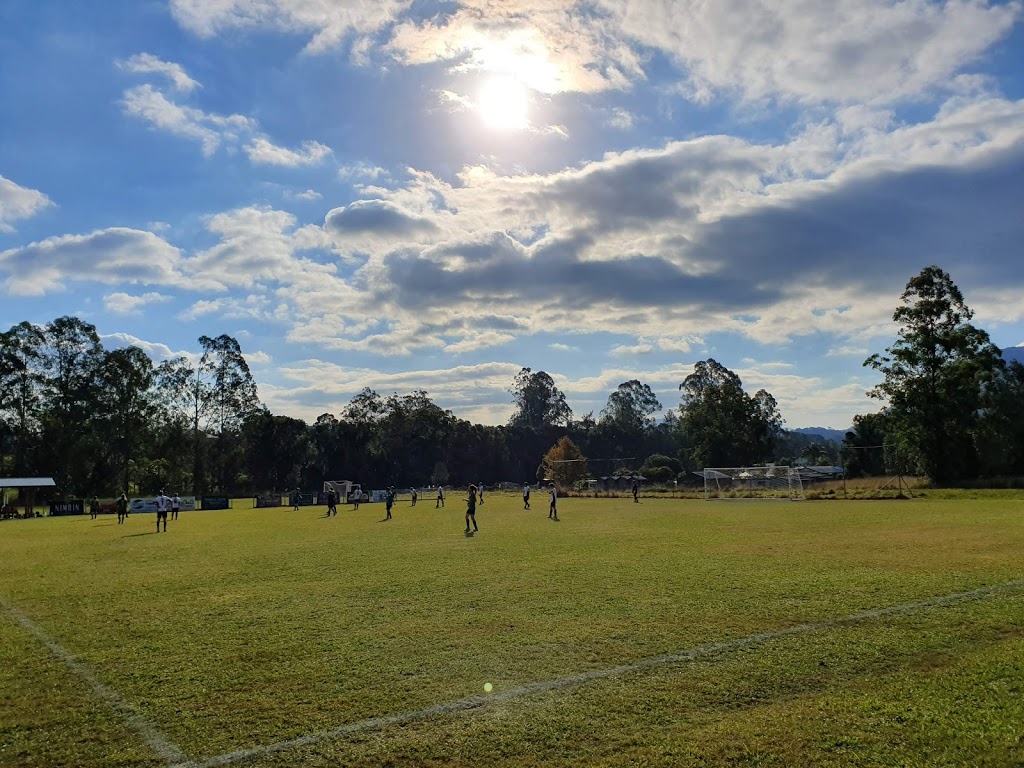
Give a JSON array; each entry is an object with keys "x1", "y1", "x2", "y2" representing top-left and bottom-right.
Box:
[{"x1": 2, "y1": 0, "x2": 1023, "y2": 429}]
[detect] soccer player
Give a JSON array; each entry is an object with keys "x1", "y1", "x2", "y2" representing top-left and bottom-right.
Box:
[
  {"x1": 352, "y1": 487, "x2": 361, "y2": 510},
  {"x1": 89, "y1": 495, "x2": 100, "y2": 520},
  {"x1": 292, "y1": 489, "x2": 300, "y2": 511},
  {"x1": 156, "y1": 490, "x2": 170, "y2": 532},
  {"x1": 385, "y1": 486, "x2": 395, "y2": 520},
  {"x1": 410, "y1": 487, "x2": 417, "y2": 506},
  {"x1": 479, "y1": 484, "x2": 484, "y2": 505},
  {"x1": 436, "y1": 486, "x2": 445, "y2": 508},
  {"x1": 632, "y1": 479, "x2": 639, "y2": 503},
  {"x1": 465, "y1": 484, "x2": 479, "y2": 534},
  {"x1": 523, "y1": 483, "x2": 531, "y2": 509},
  {"x1": 326, "y1": 488, "x2": 337, "y2": 516},
  {"x1": 171, "y1": 492, "x2": 181, "y2": 520},
  {"x1": 116, "y1": 492, "x2": 128, "y2": 525},
  {"x1": 548, "y1": 483, "x2": 559, "y2": 521}
]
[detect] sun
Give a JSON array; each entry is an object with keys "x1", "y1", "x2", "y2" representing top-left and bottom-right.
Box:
[{"x1": 477, "y1": 76, "x2": 529, "y2": 131}]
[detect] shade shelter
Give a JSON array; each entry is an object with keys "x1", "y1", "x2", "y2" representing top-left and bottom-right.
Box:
[{"x1": 0, "y1": 477, "x2": 56, "y2": 518}]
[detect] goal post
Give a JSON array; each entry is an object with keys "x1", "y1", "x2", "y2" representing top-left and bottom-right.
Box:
[{"x1": 701, "y1": 466, "x2": 804, "y2": 500}]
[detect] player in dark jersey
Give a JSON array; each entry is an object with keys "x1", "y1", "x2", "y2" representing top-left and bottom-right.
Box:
[{"x1": 465, "y1": 484, "x2": 478, "y2": 534}]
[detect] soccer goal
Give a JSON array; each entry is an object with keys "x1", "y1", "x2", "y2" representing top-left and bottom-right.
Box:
[
  {"x1": 323, "y1": 480, "x2": 353, "y2": 500},
  {"x1": 701, "y1": 466, "x2": 804, "y2": 500}
]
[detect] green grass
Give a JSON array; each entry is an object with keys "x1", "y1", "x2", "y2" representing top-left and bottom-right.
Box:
[{"x1": 1, "y1": 493, "x2": 1022, "y2": 767}]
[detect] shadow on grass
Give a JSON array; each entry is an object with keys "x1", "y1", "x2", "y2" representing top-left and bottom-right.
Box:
[{"x1": 123, "y1": 532, "x2": 160, "y2": 538}]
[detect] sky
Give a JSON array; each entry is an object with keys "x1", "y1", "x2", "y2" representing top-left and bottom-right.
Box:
[{"x1": 2, "y1": 0, "x2": 1023, "y2": 430}]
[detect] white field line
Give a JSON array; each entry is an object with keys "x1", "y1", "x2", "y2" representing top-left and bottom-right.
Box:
[
  {"x1": 0, "y1": 599, "x2": 188, "y2": 765},
  {"x1": 174, "y1": 578, "x2": 1024, "y2": 768}
]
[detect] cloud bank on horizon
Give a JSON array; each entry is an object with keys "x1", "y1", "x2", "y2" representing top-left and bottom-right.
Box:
[{"x1": 1, "y1": 0, "x2": 1023, "y2": 429}]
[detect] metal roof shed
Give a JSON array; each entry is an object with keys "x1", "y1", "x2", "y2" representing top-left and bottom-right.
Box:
[{"x1": 0, "y1": 478, "x2": 57, "y2": 488}]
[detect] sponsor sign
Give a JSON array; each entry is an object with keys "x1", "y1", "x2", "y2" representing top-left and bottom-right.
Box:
[
  {"x1": 370, "y1": 489, "x2": 387, "y2": 503},
  {"x1": 50, "y1": 500, "x2": 85, "y2": 516},
  {"x1": 130, "y1": 496, "x2": 197, "y2": 513},
  {"x1": 254, "y1": 495, "x2": 283, "y2": 508},
  {"x1": 201, "y1": 496, "x2": 230, "y2": 510},
  {"x1": 290, "y1": 492, "x2": 316, "y2": 506}
]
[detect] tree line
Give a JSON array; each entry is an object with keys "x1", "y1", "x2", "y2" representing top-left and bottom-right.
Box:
[{"x1": 2, "y1": 266, "x2": 1020, "y2": 496}]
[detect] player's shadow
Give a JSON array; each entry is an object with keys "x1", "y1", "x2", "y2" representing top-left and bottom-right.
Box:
[{"x1": 123, "y1": 532, "x2": 159, "y2": 537}]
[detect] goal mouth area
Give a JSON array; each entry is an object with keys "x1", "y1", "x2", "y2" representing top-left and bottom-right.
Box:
[{"x1": 700, "y1": 467, "x2": 805, "y2": 501}]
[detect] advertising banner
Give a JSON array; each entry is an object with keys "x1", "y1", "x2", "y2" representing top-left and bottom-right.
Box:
[
  {"x1": 254, "y1": 495, "x2": 283, "y2": 508},
  {"x1": 50, "y1": 500, "x2": 85, "y2": 516},
  {"x1": 130, "y1": 496, "x2": 197, "y2": 513},
  {"x1": 201, "y1": 496, "x2": 230, "y2": 510},
  {"x1": 291, "y1": 492, "x2": 316, "y2": 506},
  {"x1": 370, "y1": 489, "x2": 387, "y2": 503}
]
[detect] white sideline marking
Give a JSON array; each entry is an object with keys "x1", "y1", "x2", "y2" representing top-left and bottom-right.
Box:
[
  {"x1": 173, "y1": 578, "x2": 1024, "y2": 768},
  {"x1": 0, "y1": 599, "x2": 188, "y2": 765}
]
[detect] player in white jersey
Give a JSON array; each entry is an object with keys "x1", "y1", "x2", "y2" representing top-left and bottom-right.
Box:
[{"x1": 155, "y1": 490, "x2": 170, "y2": 532}]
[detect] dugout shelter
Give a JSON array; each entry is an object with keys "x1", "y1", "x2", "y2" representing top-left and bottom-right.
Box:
[{"x1": 0, "y1": 477, "x2": 57, "y2": 518}]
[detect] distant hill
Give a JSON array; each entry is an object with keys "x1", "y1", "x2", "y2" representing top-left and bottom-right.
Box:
[
  {"x1": 1003, "y1": 346, "x2": 1024, "y2": 365},
  {"x1": 790, "y1": 426, "x2": 848, "y2": 443}
]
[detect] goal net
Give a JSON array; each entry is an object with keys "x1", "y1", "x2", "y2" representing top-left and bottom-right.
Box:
[
  {"x1": 701, "y1": 466, "x2": 803, "y2": 500},
  {"x1": 323, "y1": 480, "x2": 353, "y2": 500}
]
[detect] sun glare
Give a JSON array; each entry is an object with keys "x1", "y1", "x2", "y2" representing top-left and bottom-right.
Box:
[{"x1": 478, "y1": 76, "x2": 529, "y2": 131}]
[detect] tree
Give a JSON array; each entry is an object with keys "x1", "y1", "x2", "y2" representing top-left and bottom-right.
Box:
[
  {"x1": 94, "y1": 346, "x2": 156, "y2": 492},
  {"x1": 542, "y1": 436, "x2": 589, "y2": 490},
  {"x1": 841, "y1": 412, "x2": 889, "y2": 477},
  {"x1": 975, "y1": 361, "x2": 1024, "y2": 477},
  {"x1": 865, "y1": 266, "x2": 1004, "y2": 484},
  {"x1": 39, "y1": 316, "x2": 105, "y2": 492},
  {"x1": 638, "y1": 453, "x2": 682, "y2": 483},
  {"x1": 154, "y1": 334, "x2": 260, "y2": 495},
  {"x1": 243, "y1": 411, "x2": 310, "y2": 491},
  {"x1": 0, "y1": 321, "x2": 46, "y2": 475},
  {"x1": 601, "y1": 380, "x2": 661, "y2": 431},
  {"x1": 678, "y1": 359, "x2": 783, "y2": 468},
  {"x1": 508, "y1": 368, "x2": 572, "y2": 431}
]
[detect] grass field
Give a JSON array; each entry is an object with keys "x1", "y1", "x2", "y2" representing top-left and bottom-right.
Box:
[{"x1": 2, "y1": 493, "x2": 1023, "y2": 767}]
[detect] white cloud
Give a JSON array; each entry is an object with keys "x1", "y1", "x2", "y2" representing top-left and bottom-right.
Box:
[
  {"x1": 386, "y1": 3, "x2": 644, "y2": 94},
  {"x1": 600, "y1": 0, "x2": 1022, "y2": 104},
  {"x1": 287, "y1": 189, "x2": 323, "y2": 201},
  {"x1": 184, "y1": 205, "x2": 334, "y2": 291},
  {"x1": 611, "y1": 343, "x2": 654, "y2": 356},
  {"x1": 103, "y1": 291, "x2": 173, "y2": 315},
  {"x1": 0, "y1": 228, "x2": 191, "y2": 296},
  {"x1": 117, "y1": 52, "x2": 200, "y2": 92},
  {"x1": 0, "y1": 175, "x2": 53, "y2": 232},
  {"x1": 827, "y1": 345, "x2": 869, "y2": 357},
  {"x1": 167, "y1": 1, "x2": 1021, "y2": 105},
  {"x1": 338, "y1": 162, "x2": 387, "y2": 182},
  {"x1": 245, "y1": 137, "x2": 332, "y2": 166},
  {"x1": 121, "y1": 84, "x2": 253, "y2": 156},
  {"x1": 549, "y1": 343, "x2": 578, "y2": 352},
  {"x1": 177, "y1": 299, "x2": 224, "y2": 321},
  {"x1": 100, "y1": 332, "x2": 194, "y2": 361},
  {"x1": 120, "y1": 83, "x2": 328, "y2": 169},
  {"x1": 169, "y1": 0, "x2": 408, "y2": 52},
  {"x1": 443, "y1": 332, "x2": 515, "y2": 354},
  {"x1": 607, "y1": 107, "x2": 635, "y2": 129}
]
